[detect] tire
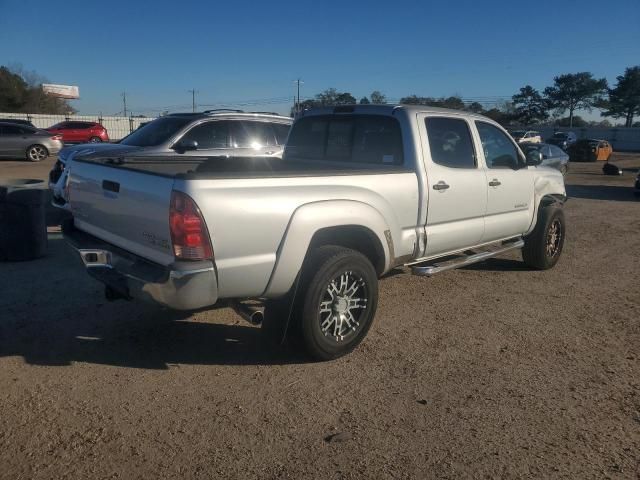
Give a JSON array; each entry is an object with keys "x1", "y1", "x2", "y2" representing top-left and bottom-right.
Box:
[
  {"x1": 522, "y1": 206, "x2": 565, "y2": 270},
  {"x1": 26, "y1": 144, "x2": 48, "y2": 162},
  {"x1": 296, "y1": 246, "x2": 378, "y2": 361},
  {"x1": 89, "y1": 136, "x2": 102, "y2": 143}
]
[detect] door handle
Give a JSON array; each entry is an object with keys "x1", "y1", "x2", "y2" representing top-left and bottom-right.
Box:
[
  {"x1": 102, "y1": 180, "x2": 120, "y2": 193},
  {"x1": 488, "y1": 179, "x2": 501, "y2": 187},
  {"x1": 433, "y1": 181, "x2": 450, "y2": 191}
]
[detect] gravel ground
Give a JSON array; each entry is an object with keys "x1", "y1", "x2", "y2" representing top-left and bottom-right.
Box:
[{"x1": 0, "y1": 154, "x2": 639, "y2": 479}]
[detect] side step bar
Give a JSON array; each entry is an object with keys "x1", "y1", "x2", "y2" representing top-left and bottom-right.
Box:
[{"x1": 409, "y1": 239, "x2": 525, "y2": 277}]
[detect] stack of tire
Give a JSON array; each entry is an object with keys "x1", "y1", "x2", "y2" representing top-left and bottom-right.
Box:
[{"x1": 0, "y1": 179, "x2": 48, "y2": 261}]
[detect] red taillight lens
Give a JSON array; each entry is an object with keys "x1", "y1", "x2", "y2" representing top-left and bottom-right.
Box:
[{"x1": 169, "y1": 190, "x2": 213, "y2": 260}]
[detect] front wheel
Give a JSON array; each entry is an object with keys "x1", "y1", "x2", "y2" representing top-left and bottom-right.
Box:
[
  {"x1": 522, "y1": 206, "x2": 566, "y2": 270},
  {"x1": 89, "y1": 136, "x2": 102, "y2": 143},
  {"x1": 26, "y1": 144, "x2": 48, "y2": 162},
  {"x1": 297, "y1": 246, "x2": 378, "y2": 361}
]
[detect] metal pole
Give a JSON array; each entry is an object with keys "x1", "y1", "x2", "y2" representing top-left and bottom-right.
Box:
[
  {"x1": 297, "y1": 78, "x2": 301, "y2": 113},
  {"x1": 122, "y1": 92, "x2": 127, "y2": 117},
  {"x1": 188, "y1": 89, "x2": 197, "y2": 112}
]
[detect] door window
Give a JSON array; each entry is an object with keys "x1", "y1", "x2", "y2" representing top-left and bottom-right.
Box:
[
  {"x1": 231, "y1": 121, "x2": 278, "y2": 148},
  {"x1": 181, "y1": 121, "x2": 230, "y2": 148},
  {"x1": 476, "y1": 122, "x2": 521, "y2": 169},
  {"x1": 425, "y1": 117, "x2": 476, "y2": 168},
  {"x1": 272, "y1": 123, "x2": 291, "y2": 145},
  {"x1": 0, "y1": 125, "x2": 24, "y2": 135},
  {"x1": 548, "y1": 145, "x2": 564, "y2": 157}
]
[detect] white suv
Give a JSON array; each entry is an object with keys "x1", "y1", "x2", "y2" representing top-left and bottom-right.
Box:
[{"x1": 510, "y1": 130, "x2": 542, "y2": 144}]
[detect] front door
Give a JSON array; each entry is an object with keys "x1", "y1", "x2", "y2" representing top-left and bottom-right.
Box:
[
  {"x1": 474, "y1": 121, "x2": 534, "y2": 242},
  {"x1": 418, "y1": 114, "x2": 487, "y2": 257}
]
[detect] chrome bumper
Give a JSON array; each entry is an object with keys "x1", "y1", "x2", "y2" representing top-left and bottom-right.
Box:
[{"x1": 63, "y1": 221, "x2": 218, "y2": 310}]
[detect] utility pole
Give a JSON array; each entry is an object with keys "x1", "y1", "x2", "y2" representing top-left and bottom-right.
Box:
[
  {"x1": 188, "y1": 89, "x2": 197, "y2": 112},
  {"x1": 121, "y1": 91, "x2": 127, "y2": 117},
  {"x1": 294, "y1": 78, "x2": 304, "y2": 113}
]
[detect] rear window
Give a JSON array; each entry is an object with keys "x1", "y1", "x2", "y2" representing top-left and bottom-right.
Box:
[{"x1": 284, "y1": 115, "x2": 403, "y2": 165}]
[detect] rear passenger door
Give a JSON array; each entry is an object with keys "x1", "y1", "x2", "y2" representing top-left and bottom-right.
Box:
[
  {"x1": 419, "y1": 114, "x2": 487, "y2": 257},
  {"x1": 474, "y1": 121, "x2": 534, "y2": 242}
]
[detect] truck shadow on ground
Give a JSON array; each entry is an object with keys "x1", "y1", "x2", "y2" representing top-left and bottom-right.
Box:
[
  {"x1": 0, "y1": 237, "x2": 310, "y2": 369},
  {"x1": 566, "y1": 184, "x2": 638, "y2": 202}
]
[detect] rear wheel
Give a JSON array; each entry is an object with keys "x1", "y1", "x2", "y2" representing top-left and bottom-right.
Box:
[
  {"x1": 522, "y1": 206, "x2": 565, "y2": 270},
  {"x1": 89, "y1": 136, "x2": 102, "y2": 143},
  {"x1": 26, "y1": 144, "x2": 48, "y2": 162},
  {"x1": 296, "y1": 246, "x2": 378, "y2": 361}
]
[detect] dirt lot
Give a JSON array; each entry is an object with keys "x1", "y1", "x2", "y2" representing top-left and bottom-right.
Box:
[{"x1": 1, "y1": 154, "x2": 639, "y2": 479}]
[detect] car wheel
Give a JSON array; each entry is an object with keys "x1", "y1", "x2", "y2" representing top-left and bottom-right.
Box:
[
  {"x1": 522, "y1": 206, "x2": 565, "y2": 270},
  {"x1": 26, "y1": 144, "x2": 48, "y2": 162},
  {"x1": 89, "y1": 136, "x2": 102, "y2": 143},
  {"x1": 296, "y1": 246, "x2": 378, "y2": 361}
]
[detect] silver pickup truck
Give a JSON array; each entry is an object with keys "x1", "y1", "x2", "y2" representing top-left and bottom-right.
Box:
[{"x1": 63, "y1": 105, "x2": 567, "y2": 360}]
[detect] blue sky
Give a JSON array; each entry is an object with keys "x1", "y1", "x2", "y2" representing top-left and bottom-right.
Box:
[{"x1": 1, "y1": 0, "x2": 639, "y2": 118}]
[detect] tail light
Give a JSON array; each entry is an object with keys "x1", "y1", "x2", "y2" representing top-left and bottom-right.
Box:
[
  {"x1": 169, "y1": 190, "x2": 213, "y2": 260},
  {"x1": 51, "y1": 134, "x2": 63, "y2": 141}
]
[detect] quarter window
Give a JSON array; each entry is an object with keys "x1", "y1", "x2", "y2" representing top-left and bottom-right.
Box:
[
  {"x1": 476, "y1": 121, "x2": 521, "y2": 169},
  {"x1": 425, "y1": 117, "x2": 476, "y2": 168}
]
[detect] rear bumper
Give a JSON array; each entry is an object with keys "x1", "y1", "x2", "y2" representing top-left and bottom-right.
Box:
[{"x1": 63, "y1": 221, "x2": 218, "y2": 310}]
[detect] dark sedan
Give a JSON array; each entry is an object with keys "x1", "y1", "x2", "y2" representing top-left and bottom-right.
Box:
[
  {"x1": 521, "y1": 143, "x2": 570, "y2": 175},
  {"x1": 547, "y1": 131, "x2": 577, "y2": 151}
]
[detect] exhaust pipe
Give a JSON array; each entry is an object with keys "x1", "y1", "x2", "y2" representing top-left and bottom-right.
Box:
[{"x1": 232, "y1": 302, "x2": 264, "y2": 325}]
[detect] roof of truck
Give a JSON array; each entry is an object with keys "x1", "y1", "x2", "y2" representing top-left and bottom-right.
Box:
[{"x1": 297, "y1": 104, "x2": 491, "y2": 120}]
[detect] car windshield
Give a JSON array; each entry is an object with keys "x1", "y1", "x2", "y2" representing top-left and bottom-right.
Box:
[{"x1": 119, "y1": 117, "x2": 192, "y2": 147}]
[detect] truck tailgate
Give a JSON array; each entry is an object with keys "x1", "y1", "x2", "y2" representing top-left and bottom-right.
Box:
[{"x1": 68, "y1": 160, "x2": 176, "y2": 266}]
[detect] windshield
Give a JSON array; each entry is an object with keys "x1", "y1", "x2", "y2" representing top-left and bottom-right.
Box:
[{"x1": 119, "y1": 117, "x2": 192, "y2": 147}]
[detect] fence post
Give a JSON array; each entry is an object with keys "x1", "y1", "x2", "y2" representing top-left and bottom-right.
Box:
[{"x1": 129, "y1": 116, "x2": 134, "y2": 134}]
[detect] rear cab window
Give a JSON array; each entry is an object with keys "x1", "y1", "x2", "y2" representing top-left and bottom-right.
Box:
[{"x1": 284, "y1": 114, "x2": 404, "y2": 165}]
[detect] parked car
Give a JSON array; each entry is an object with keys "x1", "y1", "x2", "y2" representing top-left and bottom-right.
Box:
[
  {"x1": 46, "y1": 121, "x2": 109, "y2": 144},
  {"x1": 0, "y1": 118, "x2": 35, "y2": 128},
  {"x1": 49, "y1": 111, "x2": 292, "y2": 209},
  {"x1": 567, "y1": 139, "x2": 613, "y2": 162},
  {"x1": 0, "y1": 121, "x2": 63, "y2": 161},
  {"x1": 634, "y1": 169, "x2": 640, "y2": 197},
  {"x1": 509, "y1": 129, "x2": 542, "y2": 143},
  {"x1": 520, "y1": 143, "x2": 570, "y2": 175},
  {"x1": 548, "y1": 131, "x2": 577, "y2": 151},
  {"x1": 62, "y1": 104, "x2": 566, "y2": 360}
]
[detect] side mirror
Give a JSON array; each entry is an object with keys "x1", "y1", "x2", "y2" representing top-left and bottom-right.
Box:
[
  {"x1": 525, "y1": 150, "x2": 543, "y2": 166},
  {"x1": 172, "y1": 139, "x2": 198, "y2": 153}
]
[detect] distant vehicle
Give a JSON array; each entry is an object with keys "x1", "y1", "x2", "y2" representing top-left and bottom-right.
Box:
[
  {"x1": 634, "y1": 169, "x2": 640, "y2": 197},
  {"x1": 520, "y1": 143, "x2": 569, "y2": 175},
  {"x1": 568, "y1": 139, "x2": 612, "y2": 162},
  {"x1": 0, "y1": 122, "x2": 63, "y2": 161},
  {"x1": 46, "y1": 121, "x2": 109, "y2": 144},
  {"x1": 0, "y1": 118, "x2": 35, "y2": 128},
  {"x1": 548, "y1": 131, "x2": 577, "y2": 151},
  {"x1": 509, "y1": 130, "x2": 542, "y2": 143},
  {"x1": 49, "y1": 111, "x2": 292, "y2": 209}
]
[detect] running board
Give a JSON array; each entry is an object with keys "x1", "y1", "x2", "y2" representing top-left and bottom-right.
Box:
[{"x1": 409, "y1": 239, "x2": 525, "y2": 276}]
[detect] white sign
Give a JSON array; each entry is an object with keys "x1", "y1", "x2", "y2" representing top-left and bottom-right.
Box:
[{"x1": 42, "y1": 84, "x2": 80, "y2": 99}]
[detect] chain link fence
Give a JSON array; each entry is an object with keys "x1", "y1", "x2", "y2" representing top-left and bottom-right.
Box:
[{"x1": 0, "y1": 112, "x2": 157, "y2": 141}]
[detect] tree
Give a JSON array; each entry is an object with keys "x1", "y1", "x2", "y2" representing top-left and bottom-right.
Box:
[
  {"x1": 466, "y1": 102, "x2": 484, "y2": 114},
  {"x1": 543, "y1": 72, "x2": 607, "y2": 128},
  {"x1": 483, "y1": 108, "x2": 512, "y2": 126},
  {"x1": 601, "y1": 66, "x2": 640, "y2": 127},
  {"x1": 315, "y1": 88, "x2": 356, "y2": 106},
  {"x1": 369, "y1": 91, "x2": 386, "y2": 104},
  {"x1": 399, "y1": 95, "x2": 466, "y2": 110},
  {"x1": 556, "y1": 115, "x2": 587, "y2": 127},
  {"x1": 0, "y1": 65, "x2": 75, "y2": 114},
  {"x1": 511, "y1": 85, "x2": 548, "y2": 125},
  {"x1": 359, "y1": 96, "x2": 370, "y2": 104}
]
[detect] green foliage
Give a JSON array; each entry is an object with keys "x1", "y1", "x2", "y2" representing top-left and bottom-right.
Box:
[
  {"x1": 399, "y1": 95, "x2": 466, "y2": 110},
  {"x1": 369, "y1": 91, "x2": 386, "y2": 104},
  {"x1": 466, "y1": 102, "x2": 484, "y2": 114},
  {"x1": 0, "y1": 65, "x2": 75, "y2": 114},
  {"x1": 556, "y1": 115, "x2": 587, "y2": 127},
  {"x1": 511, "y1": 85, "x2": 548, "y2": 125},
  {"x1": 543, "y1": 72, "x2": 607, "y2": 127},
  {"x1": 359, "y1": 96, "x2": 370, "y2": 104},
  {"x1": 601, "y1": 66, "x2": 640, "y2": 127}
]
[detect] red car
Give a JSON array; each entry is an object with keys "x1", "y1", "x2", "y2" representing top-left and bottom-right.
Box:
[{"x1": 46, "y1": 121, "x2": 109, "y2": 143}]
